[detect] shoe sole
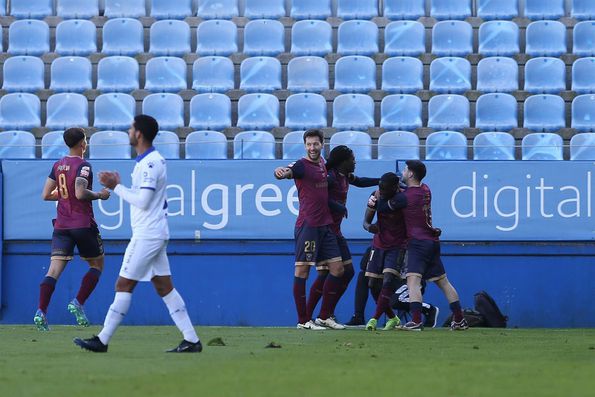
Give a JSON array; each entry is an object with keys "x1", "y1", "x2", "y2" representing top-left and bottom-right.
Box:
[
  {"x1": 68, "y1": 304, "x2": 90, "y2": 327},
  {"x1": 73, "y1": 338, "x2": 107, "y2": 353},
  {"x1": 431, "y1": 307, "x2": 440, "y2": 328},
  {"x1": 34, "y1": 316, "x2": 49, "y2": 332}
]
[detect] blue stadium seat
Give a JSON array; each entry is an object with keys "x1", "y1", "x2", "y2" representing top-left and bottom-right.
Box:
[
  {"x1": 283, "y1": 131, "x2": 307, "y2": 159},
  {"x1": 0, "y1": 93, "x2": 41, "y2": 130},
  {"x1": 197, "y1": 0, "x2": 239, "y2": 19},
  {"x1": 89, "y1": 131, "x2": 131, "y2": 159},
  {"x1": 8, "y1": 20, "x2": 50, "y2": 56},
  {"x1": 102, "y1": 18, "x2": 144, "y2": 56},
  {"x1": 150, "y1": 20, "x2": 191, "y2": 56},
  {"x1": 244, "y1": 19, "x2": 285, "y2": 56},
  {"x1": 431, "y1": 0, "x2": 472, "y2": 20},
  {"x1": 144, "y1": 57, "x2": 187, "y2": 93},
  {"x1": 337, "y1": 20, "x2": 379, "y2": 56},
  {"x1": 477, "y1": 57, "x2": 518, "y2": 93},
  {"x1": 234, "y1": 131, "x2": 276, "y2": 159},
  {"x1": 524, "y1": 57, "x2": 566, "y2": 94},
  {"x1": 189, "y1": 93, "x2": 232, "y2": 131},
  {"x1": 571, "y1": 94, "x2": 595, "y2": 132},
  {"x1": 290, "y1": 0, "x2": 331, "y2": 20},
  {"x1": 285, "y1": 93, "x2": 327, "y2": 130},
  {"x1": 55, "y1": 20, "x2": 97, "y2": 56},
  {"x1": 10, "y1": 0, "x2": 52, "y2": 19},
  {"x1": 104, "y1": 0, "x2": 146, "y2": 18},
  {"x1": 185, "y1": 130, "x2": 228, "y2": 159},
  {"x1": 523, "y1": 95, "x2": 566, "y2": 132},
  {"x1": 475, "y1": 93, "x2": 518, "y2": 132},
  {"x1": 41, "y1": 131, "x2": 69, "y2": 159},
  {"x1": 0, "y1": 26, "x2": 3, "y2": 52},
  {"x1": 380, "y1": 94, "x2": 423, "y2": 131},
  {"x1": 477, "y1": 0, "x2": 519, "y2": 20},
  {"x1": 93, "y1": 93, "x2": 135, "y2": 130},
  {"x1": 478, "y1": 21, "x2": 520, "y2": 57},
  {"x1": 45, "y1": 93, "x2": 88, "y2": 130},
  {"x1": 336, "y1": 0, "x2": 378, "y2": 20},
  {"x1": 50, "y1": 57, "x2": 93, "y2": 93},
  {"x1": 524, "y1": 0, "x2": 564, "y2": 20},
  {"x1": 192, "y1": 56, "x2": 235, "y2": 93},
  {"x1": 473, "y1": 132, "x2": 515, "y2": 160},
  {"x1": 526, "y1": 21, "x2": 567, "y2": 57},
  {"x1": 287, "y1": 56, "x2": 329, "y2": 92},
  {"x1": 334, "y1": 56, "x2": 376, "y2": 93},
  {"x1": 97, "y1": 56, "x2": 139, "y2": 92},
  {"x1": 573, "y1": 21, "x2": 595, "y2": 57},
  {"x1": 570, "y1": 133, "x2": 595, "y2": 160},
  {"x1": 377, "y1": 131, "x2": 420, "y2": 160},
  {"x1": 237, "y1": 93, "x2": 280, "y2": 130},
  {"x1": 425, "y1": 131, "x2": 468, "y2": 160},
  {"x1": 240, "y1": 57, "x2": 282, "y2": 93},
  {"x1": 153, "y1": 131, "x2": 180, "y2": 159},
  {"x1": 521, "y1": 133, "x2": 563, "y2": 160},
  {"x1": 151, "y1": 0, "x2": 192, "y2": 19},
  {"x1": 383, "y1": 0, "x2": 424, "y2": 20},
  {"x1": 332, "y1": 94, "x2": 374, "y2": 131},
  {"x1": 432, "y1": 21, "x2": 473, "y2": 57},
  {"x1": 384, "y1": 21, "x2": 425, "y2": 57},
  {"x1": 382, "y1": 57, "x2": 424, "y2": 94},
  {"x1": 0, "y1": 131, "x2": 36, "y2": 159},
  {"x1": 245, "y1": 0, "x2": 285, "y2": 19},
  {"x1": 196, "y1": 20, "x2": 238, "y2": 56},
  {"x1": 429, "y1": 57, "x2": 472, "y2": 94},
  {"x1": 142, "y1": 94, "x2": 185, "y2": 131},
  {"x1": 572, "y1": 0, "x2": 595, "y2": 20},
  {"x1": 0, "y1": 1, "x2": 5, "y2": 16},
  {"x1": 2, "y1": 56, "x2": 45, "y2": 92},
  {"x1": 428, "y1": 95, "x2": 470, "y2": 131},
  {"x1": 572, "y1": 58, "x2": 595, "y2": 94},
  {"x1": 330, "y1": 131, "x2": 372, "y2": 160},
  {"x1": 291, "y1": 20, "x2": 333, "y2": 56},
  {"x1": 57, "y1": 0, "x2": 98, "y2": 19}
]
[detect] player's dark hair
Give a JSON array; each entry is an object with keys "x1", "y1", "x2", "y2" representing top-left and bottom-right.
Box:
[
  {"x1": 133, "y1": 114, "x2": 159, "y2": 143},
  {"x1": 380, "y1": 172, "x2": 399, "y2": 187},
  {"x1": 406, "y1": 160, "x2": 427, "y2": 181},
  {"x1": 303, "y1": 129, "x2": 324, "y2": 144},
  {"x1": 326, "y1": 145, "x2": 353, "y2": 170},
  {"x1": 63, "y1": 127, "x2": 86, "y2": 148}
]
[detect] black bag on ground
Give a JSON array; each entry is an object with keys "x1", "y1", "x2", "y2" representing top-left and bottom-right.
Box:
[
  {"x1": 442, "y1": 309, "x2": 487, "y2": 328},
  {"x1": 474, "y1": 291, "x2": 507, "y2": 328}
]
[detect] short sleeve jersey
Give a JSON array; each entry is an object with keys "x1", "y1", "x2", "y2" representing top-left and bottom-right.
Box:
[
  {"x1": 368, "y1": 191, "x2": 407, "y2": 249},
  {"x1": 289, "y1": 158, "x2": 333, "y2": 228},
  {"x1": 327, "y1": 169, "x2": 350, "y2": 236},
  {"x1": 402, "y1": 184, "x2": 439, "y2": 241}
]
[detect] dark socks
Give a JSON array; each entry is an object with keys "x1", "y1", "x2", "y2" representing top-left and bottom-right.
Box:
[
  {"x1": 450, "y1": 300, "x2": 464, "y2": 322},
  {"x1": 373, "y1": 286, "x2": 397, "y2": 320},
  {"x1": 370, "y1": 282, "x2": 381, "y2": 303},
  {"x1": 410, "y1": 302, "x2": 423, "y2": 324},
  {"x1": 353, "y1": 271, "x2": 369, "y2": 319},
  {"x1": 38, "y1": 276, "x2": 57, "y2": 313},
  {"x1": 293, "y1": 277, "x2": 308, "y2": 324},
  {"x1": 76, "y1": 268, "x2": 102, "y2": 305},
  {"x1": 306, "y1": 273, "x2": 327, "y2": 320},
  {"x1": 319, "y1": 274, "x2": 342, "y2": 320}
]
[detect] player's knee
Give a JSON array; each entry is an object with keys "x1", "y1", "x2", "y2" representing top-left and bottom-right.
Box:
[
  {"x1": 382, "y1": 273, "x2": 399, "y2": 290},
  {"x1": 328, "y1": 262, "x2": 344, "y2": 277},
  {"x1": 343, "y1": 263, "x2": 355, "y2": 280},
  {"x1": 294, "y1": 265, "x2": 310, "y2": 279},
  {"x1": 115, "y1": 277, "x2": 136, "y2": 293},
  {"x1": 368, "y1": 277, "x2": 381, "y2": 290}
]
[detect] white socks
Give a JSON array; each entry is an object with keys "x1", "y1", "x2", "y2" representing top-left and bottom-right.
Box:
[
  {"x1": 98, "y1": 292, "x2": 132, "y2": 345},
  {"x1": 163, "y1": 289, "x2": 199, "y2": 343}
]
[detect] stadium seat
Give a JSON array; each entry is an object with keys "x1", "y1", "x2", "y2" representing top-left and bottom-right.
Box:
[
  {"x1": 197, "y1": 0, "x2": 239, "y2": 19},
  {"x1": 240, "y1": 57, "x2": 282, "y2": 93},
  {"x1": 285, "y1": 93, "x2": 327, "y2": 130},
  {"x1": 89, "y1": 131, "x2": 131, "y2": 159},
  {"x1": 234, "y1": 131, "x2": 276, "y2": 159},
  {"x1": 0, "y1": 1, "x2": 4, "y2": 16},
  {"x1": 573, "y1": 58, "x2": 595, "y2": 94},
  {"x1": 425, "y1": 131, "x2": 468, "y2": 160},
  {"x1": 196, "y1": 20, "x2": 238, "y2": 56},
  {"x1": 244, "y1": 19, "x2": 285, "y2": 56},
  {"x1": 237, "y1": 93, "x2": 280, "y2": 130},
  {"x1": 427, "y1": 95, "x2": 470, "y2": 131},
  {"x1": 291, "y1": 20, "x2": 333, "y2": 56},
  {"x1": 524, "y1": 57, "x2": 566, "y2": 94},
  {"x1": 332, "y1": 94, "x2": 375, "y2": 131},
  {"x1": 45, "y1": 93, "x2": 89, "y2": 130},
  {"x1": 377, "y1": 131, "x2": 420, "y2": 160},
  {"x1": 142, "y1": 94, "x2": 185, "y2": 131},
  {"x1": 572, "y1": 0, "x2": 595, "y2": 20},
  {"x1": 380, "y1": 94, "x2": 423, "y2": 131},
  {"x1": 0, "y1": 93, "x2": 41, "y2": 130},
  {"x1": 57, "y1": 0, "x2": 99, "y2": 19},
  {"x1": 525, "y1": 21, "x2": 567, "y2": 57},
  {"x1": 477, "y1": 0, "x2": 519, "y2": 20},
  {"x1": 50, "y1": 57, "x2": 93, "y2": 93},
  {"x1": 2, "y1": 56, "x2": 45, "y2": 92},
  {"x1": 382, "y1": 57, "x2": 424, "y2": 94},
  {"x1": 192, "y1": 56, "x2": 235, "y2": 93},
  {"x1": 524, "y1": 0, "x2": 564, "y2": 20},
  {"x1": 473, "y1": 132, "x2": 515, "y2": 160},
  {"x1": 429, "y1": 57, "x2": 472, "y2": 94},
  {"x1": 384, "y1": 21, "x2": 425, "y2": 57},
  {"x1": 8, "y1": 20, "x2": 50, "y2": 56},
  {"x1": 570, "y1": 133, "x2": 595, "y2": 160},
  {"x1": 149, "y1": 20, "x2": 191, "y2": 57},
  {"x1": 245, "y1": 0, "x2": 285, "y2": 19},
  {"x1": 475, "y1": 93, "x2": 518, "y2": 132},
  {"x1": 330, "y1": 131, "x2": 372, "y2": 160},
  {"x1": 571, "y1": 94, "x2": 595, "y2": 132},
  {"x1": 144, "y1": 57, "x2": 187, "y2": 93},
  {"x1": 10, "y1": 0, "x2": 53, "y2": 19},
  {"x1": 287, "y1": 56, "x2": 329, "y2": 92},
  {"x1": 283, "y1": 130, "x2": 307, "y2": 159},
  {"x1": 104, "y1": 0, "x2": 146, "y2": 18},
  {"x1": 189, "y1": 93, "x2": 232, "y2": 131},
  {"x1": 185, "y1": 130, "x2": 228, "y2": 159},
  {"x1": 432, "y1": 21, "x2": 473, "y2": 57},
  {"x1": 55, "y1": 20, "x2": 97, "y2": 56},
  {"x1": 334, "y1": 56, "x2": 376, "y2": 93},
  {"x1": 478, "y1": 21, "x2": 520, "y2": 57},
  {"x1": 93, "y1": 93, "x2": 135, "y2": 130},
  {"x1": 521, "y1": 133, "x2": 563, "y2": 160},
  {"x1": 102, "y1": 18, "x2": 144, "y2": 56},
  {"x1": 0, "y1": 131, "x2": 36, "y2": 159},
  {"x1": 523, "y1": 95, "x2": 566, "y2": 132},
  {"x1": 431, "y1": 0, "x2": 472, "y2": 20},
  {"x1": 290, "y1": 0, "x2": 331, "y2": 20},
  {"x1": 41, "y1": 131, "x2": 70, "y2": 159},
  {"x1": 151, "y1": 0, "x2": 192, "y2": 19},
  {"x1": 383, "y1": 0, "x2": 424, "y2": 20},
  {"x1": 153, "y1": 131, "x2": 180, "y2": 159},
  {"x1": 477, "y1": 57, "x2": 518, "y2": 93},
  {"x1": 97, "y1": 56, "x2": 139, "y2": 93},
  {"x1": 337, "y1": 20, "x2": 379, "y2": 56},
  {"x1": 336, "y1": 0, "x2": 378, "y2": 20},
  {"x1": 0, "y1": 26, "x2": 3, "y2": 52},
  {"x1": 573, "y1": 21, "x2": 595, "y2": 57}
]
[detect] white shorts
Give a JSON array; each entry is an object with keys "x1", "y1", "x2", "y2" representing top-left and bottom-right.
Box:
[{"x1": 119, "y1": 238, "x2": 171, "y2": 282}]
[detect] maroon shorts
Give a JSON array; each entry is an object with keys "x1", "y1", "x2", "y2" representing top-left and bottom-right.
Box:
[{"x1": 51, "y1": 226, "x2": 104, "y2": 261}]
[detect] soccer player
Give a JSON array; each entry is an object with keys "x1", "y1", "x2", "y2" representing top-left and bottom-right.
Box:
[
  {"x1": 73, "y1": 115, "x2": 202, "y2": 352},
  {"x1": 390, "y1": 279, "x2": 440, "y2": 328},
  {"x1": 274, "y1": 129, "x2": 345, "y2": 330},
  {"x1": 35, "y1": 127, "x2": 111, "y2": 331}
]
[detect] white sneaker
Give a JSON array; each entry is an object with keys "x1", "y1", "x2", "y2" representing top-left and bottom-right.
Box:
[
  {"x1": 315, "y1": 317, "x2": 346, "y2": 330},
  {"x1": 297, "y1": 320, "x2": 326, "y2": 330}
]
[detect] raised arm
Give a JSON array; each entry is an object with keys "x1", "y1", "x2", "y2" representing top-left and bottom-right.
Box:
[
  {"x1": 75, "y1": 164, "x2": 110, "y2": 201},
  {"x1": 274, "y1": 167, "x2": 293, "y2": 180},
  {"x1": 100, "y1": 170, "x2": 154, "y2": 210},
  {"x1": 349, "y1": 174, "x2": 380, "y2": 188},
  {"x1": 363, "y1": 192, "x2": 379, "y2": 234},
  {"x1": 376, "y1": 191, "x2": 408, "y2": 213},
  {"x1": 274, "y1": 160, "x2": 304, "y2": 180}
]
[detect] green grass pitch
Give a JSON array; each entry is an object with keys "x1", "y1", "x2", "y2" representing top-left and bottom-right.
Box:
[{"x1": 0, "y1": 326, "x2": 593, "y2": 397}]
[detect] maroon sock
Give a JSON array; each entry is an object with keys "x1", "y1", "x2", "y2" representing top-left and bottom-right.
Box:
[
  {"x1": 293, "y1": 277, "x2": 308, "y2": 324},
  {"x1": 370, "y1": 283, "x2": 381, "y2": 303},
  {"x1": 336, "y1": 265, "x2": 355, "y2": 305},
  {"x1": 450, "y1": 301, "x2": 464, "y2": 322},
  {"x1": 306, "y1": 274, "x2": 327, "y2": 319},
  {"x1": 373, "y1": 286, "x2": 396, "y2": 320},
  {"x1": 38, "y1": 276, "x2": 57, "y2": 313},
  {"x1": 410, "y1": 302, "x2": 423, "y2": 323},
  {"x1": 319, "y1": 274, "x2": 342, "y2": 320},
  {"x1": 75, "y1": 268, "x2": 102, "y2": 305}
]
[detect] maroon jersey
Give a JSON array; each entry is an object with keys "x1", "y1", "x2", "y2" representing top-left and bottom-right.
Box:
[
  {"x1": 402, "y1": 184, "x2": 439, "y2": 241},
  {"x1": 327, "y1": 170, "x2": 350, "y2": 236},
  {"x1": 289, "y1": 158, "x2": 333, "y2": 228},
  {"x1": 49, "y1": 156, "x2": 96, "y2": 229},
  {"x1": 368, "y1": 191, "x2": 407, "y2": 249}
]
